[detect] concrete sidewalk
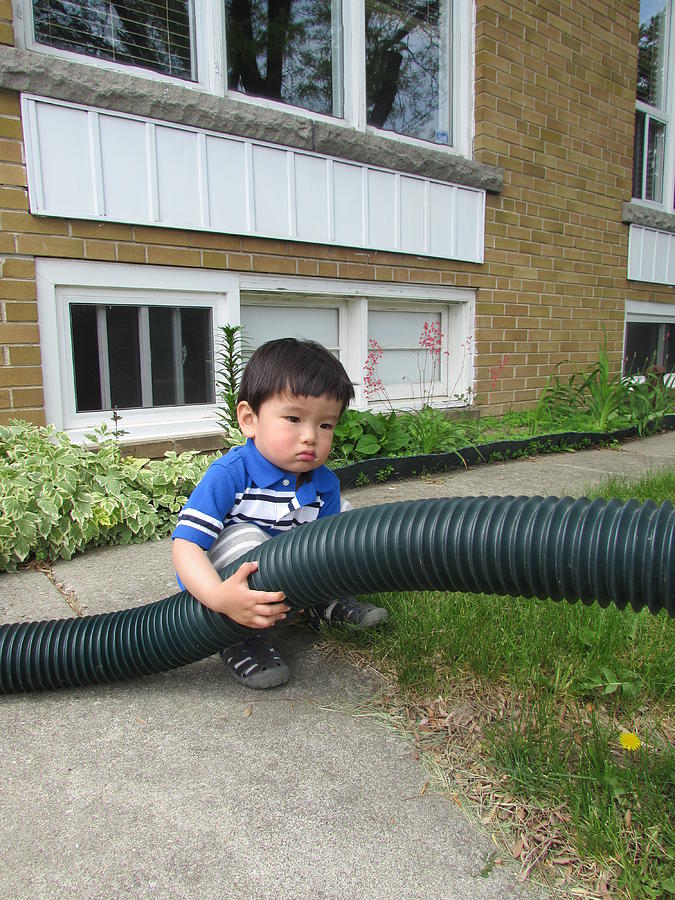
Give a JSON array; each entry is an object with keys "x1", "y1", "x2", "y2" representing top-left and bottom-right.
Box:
[{"x1": 1, "y1": 432, "x2": 673, "y2": 899}]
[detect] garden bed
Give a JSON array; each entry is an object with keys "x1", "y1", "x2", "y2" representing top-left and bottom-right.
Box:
[{"x1": 334, "y1": 415, "x2": 675, "y2": 489}]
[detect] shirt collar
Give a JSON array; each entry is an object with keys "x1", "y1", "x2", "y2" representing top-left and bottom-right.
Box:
[{"x1": 240, "y1": 439, "x2": 335, "y2": 493}]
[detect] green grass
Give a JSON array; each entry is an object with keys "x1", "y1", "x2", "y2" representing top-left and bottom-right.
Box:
[{"x1": 321, "y1": 469, "x2": 675, "y2": 898}]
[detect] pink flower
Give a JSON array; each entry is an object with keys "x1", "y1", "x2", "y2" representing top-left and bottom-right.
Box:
[{"x1": 489, "y1": 354, "x2": 509, "y2": 389}]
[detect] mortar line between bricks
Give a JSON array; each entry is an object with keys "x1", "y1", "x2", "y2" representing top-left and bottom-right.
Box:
[{"x1": 36, "y1": 562, "x2": 85, "y2": 617}]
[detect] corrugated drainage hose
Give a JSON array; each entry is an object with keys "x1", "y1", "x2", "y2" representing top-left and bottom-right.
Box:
[{"x1": 1, "y1": 496, "x2": 673, "y2": 694}]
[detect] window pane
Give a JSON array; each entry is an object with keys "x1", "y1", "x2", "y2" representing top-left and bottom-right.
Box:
[
  {"x1": 637, "y1": 0, "x2": 668, "y2": 108},
  {"x1": 368, "y1": 309, "x2": 442, "y2": 387},
  {"x1": 225, "y1": 0, "x2": 342, "y2": 116},
  {"x1": 149, "y1": 307, "x2": 177, "y2": 406},
  {"x1": 33, "y1": 0, "x2": 195, "y2": 81},
  {"x1": 624, "y1": 322, "x2": 674, "y2": 374},
  {"x1": 181, "y1": 308, "x2": 214, "y2": 404},
  {"x1": 632, "y1": 110, "x2": 646, "y2": 198},
  {"x1": 107, "y1": 305, "x2": 142, "y2": 409},
  {"x1": 70, "y1": 304, "x2": 103, "y2": 413},
  {"x1": 645, "y1": 117, "x2": 666, "y2": 201},
  {"x1": 241, "y1": 302, "x2": 340, "y2": 352},
  {"x1": 365, "y1": 0, "x2": 451, "y2": 144}
]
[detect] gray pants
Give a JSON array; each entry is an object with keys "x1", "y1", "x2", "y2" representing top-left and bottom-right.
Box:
[{"x1": 207, "y1": 499, "x2": 353, "y2": 574}]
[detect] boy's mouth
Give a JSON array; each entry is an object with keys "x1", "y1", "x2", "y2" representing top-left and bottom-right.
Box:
[{"x1": 297, "y1": 451, "x2": 316, "y2": 461}]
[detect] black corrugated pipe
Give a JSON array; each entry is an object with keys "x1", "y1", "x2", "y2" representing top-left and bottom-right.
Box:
[{"x1": 1, "y1": 496, "x2": 673, "y2": 694}]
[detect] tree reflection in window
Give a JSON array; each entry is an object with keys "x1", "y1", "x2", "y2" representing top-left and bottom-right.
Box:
[
  {"x1": 366, "y1": 0, "x2": 450, "y2": 144},
  {"x1": 225, "y1": 0, "x2": 342, "y2": 116}
]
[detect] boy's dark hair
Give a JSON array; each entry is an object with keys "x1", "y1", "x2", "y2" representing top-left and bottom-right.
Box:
[{"x1": 238, "y1": 338, "x2": 355, "y2": 413}]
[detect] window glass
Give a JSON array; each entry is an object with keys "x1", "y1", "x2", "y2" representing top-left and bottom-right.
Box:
[
  {"x1": 225, "y1": 0, "x2": 342, "y2": 116},
  {"x1": 624, "y1": 321, "x2": 674, "y2": 374},
  {"x1": 645, "y1": 117, "x2": 666, "y2": 201},
  {"x1": 368, "y1": 308, "x2": 443, "y2": 389},
  {"x1": 32, "y1": 0, "x2": 195, "y2": 80},
  {"x1": 69, "y1": 303, "x2": 213, "y2": 412},
  {"x1": 241, "y1": 300, "x2": 340, "y2": 353},
  {"x1": 637, "y1": 0, "x2": 668, "y2": 108},
  {"x1": 365, "y1": 0, "x2": 450, "y2": 144}
]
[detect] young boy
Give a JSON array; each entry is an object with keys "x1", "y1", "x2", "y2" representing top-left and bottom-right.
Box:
[{"x1": 172, "y1": 337, "x2": 388, "y2": 689}]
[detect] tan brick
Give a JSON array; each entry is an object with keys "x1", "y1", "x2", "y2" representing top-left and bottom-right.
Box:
[
  {"x1": 83, "y1": 240, "x2": 117, "y2": 261},
  {"x1": 133, "y1": 225, "x2": 192, "y2": 245},
  {"x1": 0, "y1": 408, "x2": 45, "y2": 426},
  {"x1": 1, "y1": 257, "x2": 35, "y2": 278},
  {"x1": 4, "y1": 301, "x2": 38, "y2": 321},
  {"x1": 0, "y1": 388, "x2": 9, "y2": 408},
  {"x1": 16, "y1": 234, "x2": 85, "y2": 257},
  {"x1": 116, "y1": 243, "x2": 147, "y2": 263},
  {"x1": 317, "y1": 261, "x2": 338, "y2": 278},
  {"x1": 202, "y1": 250, "x2": 229, "y2": 269},
  {"x1": 296, "y1": 259, "x2": 319, "y2": 276},
  {"x1": 8, "y1": 345, "x2": 41, "y2": 366},
  {"x1": 0, "y1": 23, "x2": 15, "y2": 46},
  {"x1": 71, "y1": 221, "x2": 134, "y2": 240},
  {"x1": 1, "y1": 212, "x2": 70, "y2": 235},
  {"x1": 11, "y1": 386, "x2": 44, "y2": 406},
  {"x1": 251, "y1": 255, "x2": 298, "y2": 275},
  {"x1": 0, "y1": 365, "x2": 41, "y2": 386},
  {"x1": 189, "y1": 232, "x2": 242, "y2": 251},
  {"x1": 0, "y1": 186, "x2": 28, "y2": 210},
  {"x1": 0, "y1": 116, "x2": 22, "y2": 140},
  {"x1": 336, "y1": 262, "x2": 376, "y2": 280},
  {"x1": 0, "y1": 322, "x2": 39, "y2": 342},
  {"x1": 146, "y1": 246, "x2": 201, "y2": 266},
  {"x1": 226, "y1": 253, "x2": 252, "y2": 271},
  {"x1": 0, "y1": 278, "x2": 37, "y2": 300}
]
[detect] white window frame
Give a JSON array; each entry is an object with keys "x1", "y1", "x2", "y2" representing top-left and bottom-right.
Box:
[
  {"x1": 633, "y1": 0, "x2": 675, "y2": 212},
  {"x1": 237, "y1": 274, "x2": 475, "y2": 410},
  {"x1": 36, "y1": 260, "x2": 237, "y2": 443},
  {"x1": 36, "y1": 263, "x2": 474, "y2": 443},
  {"x1": 624, "y1": 298, "x2": 675, "y2": 384},
  {"x1": 16, "y1": 0, "x2": 474, "y2": 158}
]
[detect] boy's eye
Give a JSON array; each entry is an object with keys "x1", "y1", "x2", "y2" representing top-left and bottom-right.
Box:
[
  {"x1": 286, "y1": 416, "x2": 301, "y2": 423},
  {"x1": 320, "y1": 423, "x2": 335, "y2": 430}
]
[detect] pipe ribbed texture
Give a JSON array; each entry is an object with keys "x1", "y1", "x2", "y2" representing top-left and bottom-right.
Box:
[{"x1": 1, "y1": 496, "x2": 673, "y2": 693}]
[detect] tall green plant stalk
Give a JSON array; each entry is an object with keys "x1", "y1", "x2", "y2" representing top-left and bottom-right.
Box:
[{"x1": 216, "y1": 324, "x2": 247, "y2": 440}]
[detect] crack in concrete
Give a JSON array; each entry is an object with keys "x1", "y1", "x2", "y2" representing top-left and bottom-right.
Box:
[{"x1": 35, "y1": 563, "x2": 85, "y2": 617}]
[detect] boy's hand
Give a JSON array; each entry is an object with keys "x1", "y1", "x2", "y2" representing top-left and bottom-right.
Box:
[{"x1": 217, "y1": 560, "x2": 289, "y2": 629}]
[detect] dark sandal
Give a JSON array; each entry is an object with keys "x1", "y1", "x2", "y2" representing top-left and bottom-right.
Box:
[
  {"x1": 308, "y1": 597, "x2": 389, "y2": 629},
  {"x1": 220, "y1": 636, "x2": 290, "y2": 689}
]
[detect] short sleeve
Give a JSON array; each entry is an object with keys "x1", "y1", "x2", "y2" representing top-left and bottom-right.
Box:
[{"x1": 172, "y1": 459, "x2": 238, "y2": 550}]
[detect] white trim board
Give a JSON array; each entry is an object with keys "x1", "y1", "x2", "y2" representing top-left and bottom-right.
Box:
[{"x1": 21, "y1": 95, "x2": 486, "y2": 264}]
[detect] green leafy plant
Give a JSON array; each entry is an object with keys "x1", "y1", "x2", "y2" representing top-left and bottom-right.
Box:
[
  {"x1": 536, "y1": 340, "x2": 632, "y2": 433},
  {"x1": 399, "y1": 406, "x2": 471, "y2": 455},
  {"x1": 330, "y1": 409, "x2": 409, "y2": 463},
  {"x1": 0, "y1": 421, "x2": 211, "y2": 571}
]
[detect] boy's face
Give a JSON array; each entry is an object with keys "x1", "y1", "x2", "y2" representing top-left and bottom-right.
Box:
[{"x1": 237, "y1": 392, "x2": 343, "y2": 474}]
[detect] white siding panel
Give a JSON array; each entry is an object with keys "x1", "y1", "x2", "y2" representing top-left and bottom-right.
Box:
[
  {"x1": 21, "y1": 96, "x2": 486, "y2": 263},
  {"x1": 155, "y1": 126, "x2": 202, "y2": 226},
  {"x1": 205, "y1": 135, "x2": 248, "y2": 233},
  {"x1": 400, "y1": 176, "x2": 426, "y2": 254},
  {"x1": 627, "y1": 224, "x2": 675, "y2": 285},
  {"x1": 368, "y1": 169, "x2": 396, "y2": 250},
  {"x1": 456, "y1": 187, "x2": 482, "y2": 263},
  {"x1": 428, "y1": 182, "x2": 454, "y2": 258},
  {"x1": 99, "y1": 115, "x2": 149, "y2": 221},
  {"x1": 333, "y1": 162, "x2": 364, "y2": 247},
  {"x1": 34, "y1": 103, "x2": 93, "y2": 215},
  {"x1": 295, "y1": 154, "x2": 329, "y2": 243},
  {"x1": 252, "y1": 144, "x2": 290, "y2": 237}
]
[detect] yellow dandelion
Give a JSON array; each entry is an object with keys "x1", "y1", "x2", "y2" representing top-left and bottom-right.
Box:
[{"x1": 619, "y1": 731, "x2": 641, "y2": 752}]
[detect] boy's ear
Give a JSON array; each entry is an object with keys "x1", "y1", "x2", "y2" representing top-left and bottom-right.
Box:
[{"x1": 237, "y1": 401, "x2": 257, "y2": 438}]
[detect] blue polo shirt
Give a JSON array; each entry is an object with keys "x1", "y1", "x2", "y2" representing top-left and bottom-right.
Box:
[{"x1": 172, "y1": 439, "x2": 341, "y2": 550}]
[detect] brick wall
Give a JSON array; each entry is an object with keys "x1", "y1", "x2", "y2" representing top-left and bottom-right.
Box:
[{"x1": 0, "y1": 0, "x2": 673, "y2": 441}]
